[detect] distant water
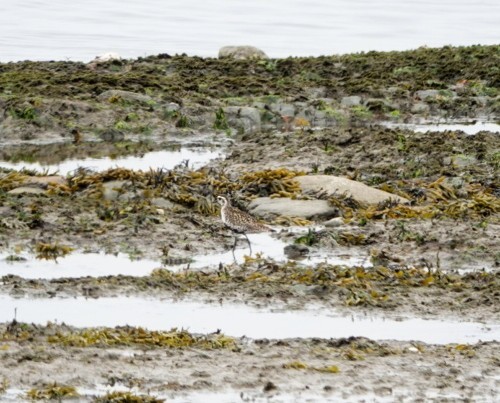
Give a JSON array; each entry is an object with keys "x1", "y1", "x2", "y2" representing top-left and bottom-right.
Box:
[{"x1": 0, "y1": 0, "x2": 499, "y2": 62}]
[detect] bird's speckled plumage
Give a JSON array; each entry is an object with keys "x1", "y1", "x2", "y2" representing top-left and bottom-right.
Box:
[{"x1": 217, "y1": 196, "x2": 271, "y2": 234}]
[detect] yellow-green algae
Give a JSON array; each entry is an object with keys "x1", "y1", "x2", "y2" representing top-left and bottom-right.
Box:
[
  {"x1": 47, "y1": 327, "x2": 236, "y2": 350},
  {"x1": 34, "y1": 242, "x2": 74, "y2": 261},
  {"x1": 148, "y1": 258, "x2": 498, "y2": 307},
  {"x1": 26, "y1": 383, "x2": 79, "y2": 400},
  {"x1": 94, "y1": 391, "x2": 164, "y2": 403},
  {"x1": 282, "y1": 361, "x2": 340, "y2": 373}
]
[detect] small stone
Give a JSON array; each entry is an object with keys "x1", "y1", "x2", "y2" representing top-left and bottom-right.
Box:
[
  {"x1": 263, "y1": 381, "x2": 277, "y2": 392},
  {"x1": 324, "y1": 217, "x2": 344, "y2": 227},
  {"x1": 218, "y1": 45, "x2": 268, "y2": 60},
  {"x1": 97, "y1": 90, "x2": 154, "y2": 105},
  {"x1": 411, "y1": 102, "x2": 430, "y2": 114},
  {"x1": 24, "y1": 176, "x2": 66, "y2": 187},
  {"x1": 341, "y1": 96, "x2": 362, "y2": 107},
  {"x1": 92, "y1": 52, "x2": 121, "y2": 63},
  {"x1": 223, "y1": 106, "x2": 261, "y2": 134},
  {"x1": 8, "y1": 187, "x2": 46, "y2": 195},
  {"x1": 284, "y1": 244, "x2": 309, "y2": 259},
  {"x1": 99, "y1": 129, "x2": 125, "y2": 142}
]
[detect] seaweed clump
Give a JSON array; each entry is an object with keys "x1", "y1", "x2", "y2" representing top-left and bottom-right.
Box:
[
  {"x1": 94, "y1": 391, "x2": 164, "y2": 403},
  {"x1": 47, "y1": 326, "x2": 237, "y2": 350},
  {"x1": 25, "y1": 383, "x2": 79, "y2": 400}
]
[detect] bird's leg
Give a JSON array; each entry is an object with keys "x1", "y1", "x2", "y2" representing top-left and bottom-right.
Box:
[
  {"x1": 231, "y1": 235, "x2": 238, "y2": 260},
  {"x1": 243, "y1": 233, "x2": 252, "y2": 255}
]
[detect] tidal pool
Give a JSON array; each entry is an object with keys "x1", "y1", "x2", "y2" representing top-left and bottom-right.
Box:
[
  {"x1": 0, "y1": 148, "x2": 223, "y2": 175},
  {"x1": 0, "y1": 233, "x2": 370, "y2": 279},
  {"x1": 0, "y1": 252, "x2": 160, "y2": 279},
  {"x1": 1, "y1": 295, "x2": 498, "y2": 344},
  {"x1": 383, "y1": 121, "x2": 500, "y2": 135}
]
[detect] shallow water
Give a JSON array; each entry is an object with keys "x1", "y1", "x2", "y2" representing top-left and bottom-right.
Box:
[
  {"x1": 0, "y1": 148, "x2": 223, "y2": 175},
  {"x1": 0, "y1": 252, "x2": 160, "y2": 279},
  {"x1": 168, "y1": 232, "x2": 371, "y2": 272},
  {"x1": 1, "y1": 295, "x2": 498, "y2": 344},
  {"x1": 384, "y1": 121, "x2": 500, "y2": 135},
  {"x1": 1, "y1": 0, "x2": 499, "y2": 62},
  {"x1": 0, "y1": 232, "x2": 370, "y2": 279}
]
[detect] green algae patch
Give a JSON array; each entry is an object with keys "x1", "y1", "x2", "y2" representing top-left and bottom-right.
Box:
[
  {"x1": 283, "y1": 361, "x2": 340, "y2": 373},
  {"x1": 94, "y1": 391, "x2": 164, "y2": 403},
  {"x1": 35, "y1": 242, "x2": 74, "y2": 261},
  {"x1": 26, "y1": 383, "x2": 79, "y2": 400},
  {"x1": 240, "y1": 168, "x2": 304, "y2": 198},
  {"x1": 47, "y1": 327, "x2": 237, "y2": 350},
  {"x1": 331, "y1": 177, "x2": 500, "y2": 223},
  {"x1": 1, "y1": 45, "x2": 498, "y2": 101}
]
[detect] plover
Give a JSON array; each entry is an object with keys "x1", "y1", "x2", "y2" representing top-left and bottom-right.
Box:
[{"x1": 217, "y1": 195, "x2": 273, "y2": 255}]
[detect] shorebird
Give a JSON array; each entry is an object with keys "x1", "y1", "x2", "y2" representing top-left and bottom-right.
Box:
[{"x1": 217, "y1": 195, "x2": 273, "y2": 255}]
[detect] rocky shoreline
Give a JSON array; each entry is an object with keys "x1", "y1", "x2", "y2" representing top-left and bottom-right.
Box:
[{"x1": 0, "y1": 44, "x2": 499, "y2": 401}]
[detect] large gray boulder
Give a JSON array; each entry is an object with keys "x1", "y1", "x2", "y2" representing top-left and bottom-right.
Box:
[
  {"x1": 248, "y1": 198, "x2": 338, "y2": 219},
  {"x1": 295, "y1": 175, "x2": 409, "y2": 205},
  {"x1": 223, "y1": 106, "x2": 261, "y2": 133},
  {"x1": 97, "y1": 90, "x2": 154, "y2": 105},
  {"x1": 218, "y1": 46, "x2": 268, "y2": 60}
]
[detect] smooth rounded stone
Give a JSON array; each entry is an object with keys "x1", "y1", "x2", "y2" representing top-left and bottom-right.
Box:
[
  {"x1": 270, "y1": 103, "x2": 296, "y2": 117},
  {"x1": 295, "y1": 175, "x2": 409, "y2": 205},
  {"x1": 415, "y1": 89, "x2": 457, "y2": 101},
  {"x1": 284, "y1": 244, "x2": 310, "y2": 260},
  {"x1": 452, "y1": 154, "x2": 477, "y2": 168},
  {"x1": 97, "y1": 90, "x2": 154, "y2": 105},
  {"x1": 223, "y1": 106, "x2": 261, "y2": 133},
  {"x1": 24, "y1": 176, "x2": 66, "y2": 187},
  {"x1": 341, "y1": 96, "x2": 362, "y2": 107},
  {"x1": 364, "y1": 98, "x2": 397, "y2": 112},
  {"x1": 8, "y1": 187, "x2": 46, "y2": 195},
  {"x1": 101, "y1": 180, "x2": 129, "y2": 201},
  {"x1": 92, "y1": 52, "x2": 121, "y2": 63},
  {"x1": 99, "y1": 128, "x2": 125, "y2": 142},
  {"x1": 218, "y1": 46, "x2": 268, "y2": 60},
  {"x1": 410, "y1": 102, "x2": 430, "y2": 114},
  {"x1": 151, "y1": 197, "x2": 179, "y2": 210},
  {"x1": 165, "y1": 102, "x2": 181, "y2": 112},
  {"x1": 415, "y1": 90, "x2": 441, "y2": 100},
  {"x1": 248, "y1": 198, "x2": 338, "y2": 219},
  {"x1": 324, "y1": 217, "x2": 344, "y2": 227}
]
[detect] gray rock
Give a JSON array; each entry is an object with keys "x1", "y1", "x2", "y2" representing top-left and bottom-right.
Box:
[
  {"x1": 223, "y1": 106, "x2": 261, "y2": 133},
  {"x1": 410, "y1": 102, "x2": 430, "y2": 114},
  {"x1": 284, "y1": 244, "x2": 310, "y2": 260},
  {"x1": 24, "y1": 176, "x2": 66, "y2": 187},
  {"x1": 270, "y1": 103, "x2": 296, "y2": 117},
  {"x1": 99, "y1": 129, "x2": 125, "y2": 142},
  {"x1": 341, "y1": 96, "x2": 362, "y2": 107},
  {"x1": 415, "y1": 90, "x2": 440, "y2": 100},
  {"x1": 324, "y1": 217, "x2": 344, "y2": 227},
  {"x1": 248, "y1": 198, "x2": 338, "y2": 219},
  {"x1": 452, "y1": 154, "x2": 476, "y2": 168},
  {"x1": 415, "y1": 89, "x2": 457, "y2": 101},
  {"x1": 102, "y1": 180, "x2": 130, "y2": 201},
  {"x1": 151, "y1": 197, "x2": 178, "y2": 210},
  {"x1": 8, "y1": 187, "x2": 46, "y2": 195},
  {"x1": 218, "y1": 46, "x2": 268, "y2": 60},
  {"x1": 97, "y1": 90, "x2": 154, "y2": 105},
  {"x1": 92, "y1": 52, "x2": 121, "y2": 63},
  {"x1": 295, "y1": 175, "x2": 409, "y2": 205},
  {"x1": 165, "y1": 102, "x2": 181, "y2": 112},
  {"x1": 364, "y1": 98, "x2": 397, "y2": 112}
]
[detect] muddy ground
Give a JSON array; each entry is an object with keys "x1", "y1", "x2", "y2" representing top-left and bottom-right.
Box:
[
  {"x1": 1, "y1": 323, "x2": 499, "y2": 402},
  {"x1": 0, "y1": 45, "x2": 499, "y2": 401}
]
